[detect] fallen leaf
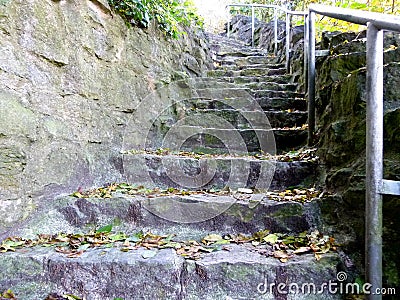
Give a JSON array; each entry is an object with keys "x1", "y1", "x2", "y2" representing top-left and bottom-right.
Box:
[
  {"x1": 293, "y1": 246, "x2": 311, "y2": 254},
  {"x1": 263, "y1": 234, "x2": 279, "y2": 244},
  {"x1": 96, "y1": 224, "x2": 113, "y2": 233}
]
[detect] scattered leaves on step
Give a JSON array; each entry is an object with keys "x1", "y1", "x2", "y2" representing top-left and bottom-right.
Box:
[
  {"x1": 278, "y1": 124, "x2": 309, "y2": 131},
  {"x1": 71, "y1": 183, "x2": 321, "y2": 206},
  {"x1": 71, "y1": 183, "x2": 230, "y2": 199},
  {"x1": 0, "y1": 227, "x2": 336, "y2": 263},
  {"x1": 0, "y1": 289, "x2": 17, "y2": 300},
  {"x1": 266, "y1": 188, "x2": 322, "y2": 203},
  {"x1": 122, "y1": 147, "x2": 317, "y2": 163},
  {"x1": 273, "y1": 250, "x2": 292, "y2": 263},
  {"x1": 275, "y1": 148, "x2": 318, "y2": 163}
]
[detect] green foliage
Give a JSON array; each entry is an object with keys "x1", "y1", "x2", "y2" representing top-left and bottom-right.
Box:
[
  {"x1": 107, "y1": 0, "x2": 203, "y2": 38},
  {"x1": 297, "y1": 0, "x2": 399, "y2": 34},
  {"x1": 229, "y1": 0, "x2": 399, "y2": 34}
]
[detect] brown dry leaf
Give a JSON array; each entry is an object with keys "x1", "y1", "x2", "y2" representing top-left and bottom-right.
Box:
[
  {"x1": 293, "y1": 246, "x2": 311, "y2": 254},
  {"x1": 310, "y1": 244, "x2": 320, "y2": 252},
  {"x1": 67, "y1": 251, "x2": 84, "y2": 258},
  {"x1": 273, "y1": 250, "x2": 292, "y2": 262}
]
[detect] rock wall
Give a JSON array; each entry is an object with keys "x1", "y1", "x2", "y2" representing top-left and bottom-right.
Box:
[
  {"x1": 312, "y1": 32, "x2": 400, "y2": 291},
  {"x1": 0, "y1": 0, "x2": 211, "y2": 234},
  {"x1": 229, "y1": 14, "x2": 400, "y2": 290}
]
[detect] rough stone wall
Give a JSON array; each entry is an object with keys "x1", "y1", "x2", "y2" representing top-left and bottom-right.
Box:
[
  {"x1": 311, "y1": 32, "x2": 400, "y2": 290},
  {"x1": 0, "y1": 0, "x2": 211, "y2": 234},
  {"x1": 223, "y1": 13, "x2": 400, "y2": 291}
]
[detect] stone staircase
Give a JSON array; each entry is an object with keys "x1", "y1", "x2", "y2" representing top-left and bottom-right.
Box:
[{"x1": 0, "y1": 33, "x2": 348, "y2": 300}]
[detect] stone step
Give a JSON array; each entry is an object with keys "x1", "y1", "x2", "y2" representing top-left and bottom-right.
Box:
[
  {"x1": 216, "y1": 49, "x2": 268, "y2": 58},
  {"x1": 253, "y1": 89, "x2": 305, "y2": 99},
  {"x1": 195, "y1": 87, "x2": 304, "y2": 101},
  {"x1": 214, "y1": 74, "x2": 292, "y2": 85},
  {"x1": 258, "y1": 97, "x2": 307, "y2": 111},
  {"x1": 16, "y1": 192, "x2": 323, "y2": 240},
  {"x1": 213, "y1": 55, "x2": 279, "y2": 67},
  {"x1": 208, "y1": 42, "x2": 251, "y2": 54},
  {"x1": 195, "y1": 79, "x2": 297, "y2": 92},
  {"x1": 184, "y1": 97, "x2": 307, "y2": 112},
  {"x1": 234, "y1": 55, "x2": 279, "y2": 65},
  {"x1": 244, "y1": 82, "x2": 297, "y2": 92},
  {"x1": 180, "y1": 109, "x2": 307, "y2": 129},
  {"x1": 0, "y1": 245, "x2": 342, "y2": 299},
  {"x1": 207, "y1": 67, "x2": 287, "y2": 77},
  {"x1": 218, "y1": 63, "x2": 285, "y2": 71},
  {"x1": 206, "y1": 34, "x2": 248, "y2": 47},
  {"x1": 122, "y1": 152, "x2": 316, "y2": 191},
  {"x1": 213, "y1": 55, "x2": 280, "y2": 66},
  {"x1": 146, "y1": 124, "x2": 307, "y2": 154}
]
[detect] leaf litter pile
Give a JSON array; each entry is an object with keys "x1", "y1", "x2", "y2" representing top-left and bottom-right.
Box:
[
  {"x1": 0, "y1": 223, "x2": 336, "y2": 262},
  {"x1": 122, "y1": 147, "x2": 318, "y2": 163}
]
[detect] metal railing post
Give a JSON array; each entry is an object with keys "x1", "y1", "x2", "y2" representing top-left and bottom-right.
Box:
[
  {"x1": 227, "y1": 5, "x2": 231, "y2": 38},
  {"x1": 307, "y1": 11, "x2": 316, "y2": 146},
  {"x1": 285, "y1": 12, "x2": 290, "y2": 73},
  {"x1": 274, "y1": 8, "x2": 278, "y2": 55},
  {"x1": 366, "y1": 22, "x2": 384, "y2": 300},
  {"x1": 251, "y1": 5, "x2": 255, "y2": 47},
  {"x1": 304, "y1": 14, "x2": 309, "y2": 94}
]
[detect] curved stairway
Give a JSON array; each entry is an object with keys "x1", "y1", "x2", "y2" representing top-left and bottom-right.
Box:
[{"x1": 0, "y1": 33, "x2": 348, "y2": 300}]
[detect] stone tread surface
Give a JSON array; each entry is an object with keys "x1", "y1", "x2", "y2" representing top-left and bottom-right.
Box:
[
  {"x1": 0, "y1": 244, "x2": 342, "y2": 300},
  {"x1": 122, "y1": 153, "x2": 317, "y2": 190},
  {"x1": 17, "y1": 193, "x2": 322, "y2": 240}
]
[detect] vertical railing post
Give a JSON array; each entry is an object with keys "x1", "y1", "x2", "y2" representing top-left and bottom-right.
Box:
[
  {"x1": 285, "y1": 12, "x2": 290, "y2": 73},
  {"x1": 304, "y1": 14, "x2": 309, "y2": 94},
  {"x1": 307, "y1": 10, "x2": 316, "y2": 146},
  {"x1": 227, "y1": 5, "x2": 231, "y2": 38},
  {"x1": 274, "y1": 8, "x2": 278, "y2": 55},
  {"x1": 251, "y1": 5, "x2": 255, "y2": 47},
  {"x1": 365, "y1": 22, "x2": 383, "y2": 300}
]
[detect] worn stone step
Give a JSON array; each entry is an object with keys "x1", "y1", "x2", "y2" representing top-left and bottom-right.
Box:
[
  {"x1": 0, "y1": 245, "x2": 342, "y2": 300},
  {"x1": 16, "y1": 192, "x2": 322, "y2": 241},
  {"x1": 122, "y1": 153, "x2": 316, "y2": 191},
  {"x1": 216, "y1": 49, "x2": 268, "y2": 58},
  {"x1": 215, "y1": 74, "x2": 292, "y2": 85},
  {"x1": 238, "y1": 67, "x2": 286, "y2": 77},
  {"x1": 220, "y1": 63, "x2": 285, "y2": 71},
  {"x1": 146, "y1": 124, "x2": 307, "y2": 154},
  {"x1": 195, "y1": 88, "x2": 304, "y2": 101},
  {"x1": 212, "y1": 57, "x2": 282, "y2": 68},
  {"x1": 184, "y1": 97, "x2": 307, "y2": 112},
  {"x1": 243, "y1": 82, "x2": 298, "y2": 92},
  {"x1": 207, "y1": 67, "x2": 287, "y2": 77},
  {"x1": 195, "y1": 80, "x2": 297, "y2": 92},
  {"x1": 207, "y1": 38, "x2": 248, "y2": 49},
  {"x1": 258, "y1": 97, "x2": 307, "y2": 111},
  {"x1": 253, "y1": 89, "x2": 305, "y2": 99},
  {"x1": 180, "y1": 109, "x2": 307, "y2": 129},
  {"x1": 213, "y1": 55, "x2": 279, "y2": 67},
  {"x1": 206, "y1": 34, "x2": 248, "y2": 48},
  {"x1": 234, "y1": 55, "x2": 279, "y2": 66}
]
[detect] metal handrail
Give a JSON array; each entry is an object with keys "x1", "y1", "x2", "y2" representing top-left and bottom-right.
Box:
[
  {"x1": 307, "y1": 5, "x2": 400, "y2": 300},
  {"x1": 226, "y1": 3, "x2": 307, "y2": 73},
  {"x1": 226, "y1": 3, "x2": 400, "y2": 299}
]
